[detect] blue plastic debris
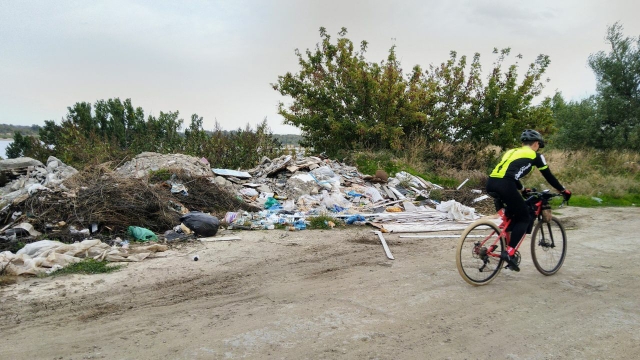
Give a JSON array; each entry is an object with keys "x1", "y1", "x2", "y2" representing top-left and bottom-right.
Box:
[{"x1": 346, "y1": 214, "x2": 366, "y2": 225}]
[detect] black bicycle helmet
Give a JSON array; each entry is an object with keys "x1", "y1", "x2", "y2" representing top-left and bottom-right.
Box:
[{"x1": 520, "y1": 129, "x2": 545, "y2": 148}]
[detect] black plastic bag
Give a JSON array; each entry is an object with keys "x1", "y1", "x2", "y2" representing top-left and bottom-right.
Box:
[{"x1": 180, "y1": 212, "x2": 220, "y2": 237}]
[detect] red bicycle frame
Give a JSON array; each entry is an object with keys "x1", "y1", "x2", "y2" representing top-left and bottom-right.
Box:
[{"x1": 484, "y1": 200, "x2": 544, "y2": 258}]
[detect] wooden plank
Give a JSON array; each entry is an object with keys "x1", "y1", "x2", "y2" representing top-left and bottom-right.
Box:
[
  {"x1": 199, "y1": 236, "x2": 242, "y2": 242},
  {"x1": 366, "y1": 222, "x2": 389, "y2": 233},
  {"x1": 374, "y1": 231, "x2": 394, "y2": 260},
  {"x1": 399, "y1": 235, "x2": 462, "y2": 238},
  {"x1": 381, "y1": 223, "x2": 472, "y2": 233},
  {"x1": 399, "y1": 234, "x2": 487, "y2": 239}
]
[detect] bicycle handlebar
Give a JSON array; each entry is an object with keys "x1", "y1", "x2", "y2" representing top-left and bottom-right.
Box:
[{"x1": 524, "y1": 189, "x2": 568, "y2": 208}]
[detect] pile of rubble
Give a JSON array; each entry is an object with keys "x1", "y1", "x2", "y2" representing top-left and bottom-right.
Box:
[
  {"x1": 0, "y1": 152, "x2": 498, "y2": 274},
  {"x1": 114, "y1": 152, "x2": 212, "y2": 178},
  {"x1": 0, "y1": 152, "x2": 494, "y2": 246},
  {"x1": 0, "y1": 156, "x2": 78, "y2": 205},
  {"x1": 202, "y1": 154, "x2": 494, "y2": 231}
]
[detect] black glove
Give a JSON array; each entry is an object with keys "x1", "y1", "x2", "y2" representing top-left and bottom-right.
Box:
[
  {"x1": 521, "y1": 188, "x2": 532, "y2": 197},
  {"x1": 561, "y1": 189, "x2": 572, "y2": 202}
]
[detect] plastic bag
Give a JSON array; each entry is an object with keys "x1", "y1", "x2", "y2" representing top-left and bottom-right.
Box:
[
  {"x1": 321, "y1": 190, "x2": 351, "y2": 210},
  {"x1": 311, "y1": 166, "x2": 342, "y2": 191},
  {"x1": 127, "y1": 226, "x2": 158, "y2": 242},
  {"x1": 310, "y1": 166, "x2": 336, "y2": 181},
  {"x1": 180, "y1": 212, "x2": 220, "y2": 237},
  {"x1": 264, "y1": 197, "x2": 280, "y2": 209},
  {"x1": 346, "y1": 214, "x2": 366, "y2": 224},
  {"x1": 282, "y1": 199, "x2": 296, "y2": 211},
  {"x1": 294, "y1": 219, "x2": 307, "y2": 230}
]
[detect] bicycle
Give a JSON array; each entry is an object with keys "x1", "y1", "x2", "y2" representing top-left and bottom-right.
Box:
[{"x1": 456, "y1": 189, "x2": 568, "y2": 286}]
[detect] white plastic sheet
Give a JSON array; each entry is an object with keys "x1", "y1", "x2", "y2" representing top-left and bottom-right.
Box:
[
  {"x1": 1, "y1": 239, "x2": 167, "y2": 276},
  {"x1": 435, "y1": 200, "x2": 476, "y2": 221}
]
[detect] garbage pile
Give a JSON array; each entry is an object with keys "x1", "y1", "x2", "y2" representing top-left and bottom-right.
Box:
[
  {"x1": 0, "y1": 152, "x2": 495, "y2": 259},
  {"x1": 203, "y1": 154, "x2": 494, "y2": 231}
]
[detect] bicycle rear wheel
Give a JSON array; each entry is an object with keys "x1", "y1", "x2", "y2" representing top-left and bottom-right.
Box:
[
  {"x1": 531, "y1": 216, "x2": 567, "y2": 275},
  {"x1": 456, "y1": 219, "x2": 505, "y2": 286}
]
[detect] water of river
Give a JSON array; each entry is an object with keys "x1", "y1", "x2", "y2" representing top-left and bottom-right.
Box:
[{"x1": 0, "y1": 139, "x2": 12, "y2": 159}]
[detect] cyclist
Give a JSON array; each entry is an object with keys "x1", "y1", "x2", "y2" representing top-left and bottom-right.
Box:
[{"x1": 486, "y1": 129, "x2": 571, "y2": 271}]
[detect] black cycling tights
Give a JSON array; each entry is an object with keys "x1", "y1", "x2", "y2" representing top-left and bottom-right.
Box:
[{"x1": 486, "y1": 177, "x2": 531, "y2": 249}]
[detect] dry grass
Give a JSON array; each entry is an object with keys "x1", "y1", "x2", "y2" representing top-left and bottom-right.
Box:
[
  {"x1": 527, "y1": 149, "x2": 640, "y2": 196},
  {"x1": 364, "y1": 145, "x2": 639, "y2": 199},
  {"x1": 7, "y1": 165, "x2": 260, "y2": 242}
]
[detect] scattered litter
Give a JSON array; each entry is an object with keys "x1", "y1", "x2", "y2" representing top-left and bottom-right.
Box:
[
  {"x1": 212, "y1": 169, "x2": 251, "y2": 178},
  {"x1": 0, "y1": 239, "x2": 167, "y2": 275},
  {"x1": 127, "y1": 226, "x2": 158, "y2": 242},
  {"x1": 456, "y1": 178, "x2": 469, "y2": 190},
  {"x1": 180, "y1": 212, "x2": 220, "y2": 237}
]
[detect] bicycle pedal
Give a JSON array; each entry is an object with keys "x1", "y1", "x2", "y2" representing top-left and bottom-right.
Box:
[{"x1": 504, "y1": 260, "x2": 520, "y2": 272}]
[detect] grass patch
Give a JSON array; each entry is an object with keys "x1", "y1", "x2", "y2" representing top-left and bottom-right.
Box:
[
  {"x1": 49, "y1": 259, "x2": 123, "y2": 276},
  {"x1": 557, "y1": 194, "x2": 640, "y2": 207},
  {"x1": 350, "y1": 151, "x2": 410, "y2": 176},
  {"x1": 148, "y1": 168, "x2": 173, "y2": 183},
  {"x1": 307, "y1": 215, "x2": 343, "y2": 229}
]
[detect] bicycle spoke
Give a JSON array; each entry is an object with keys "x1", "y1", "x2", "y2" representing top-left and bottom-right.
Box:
[{"x1": 457, "y1": 220, "x2": 505, "y2": 285}]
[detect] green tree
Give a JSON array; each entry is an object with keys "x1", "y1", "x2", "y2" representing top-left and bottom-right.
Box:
[
  {"x1": 274, "y1": 28, "x2": 554, "y2": 155},
  {"x1": 587, "y1": 22, "x2": 640, "y2": 149},
  {"x1": 273, "y1": 27, "x2": 415, "y2": 156},
  {"x1": 184, "y1": 113, "x2": 207, "y2": 156},
  {"x1": 6, "y1": 132, "x2": 32, "y2": 158},
  {"x1": 8, "y1": 98, "x2": 281, "y2": 169},
  {"x1": 550, "y1": 92, "x2": 600, "y2": 149}
]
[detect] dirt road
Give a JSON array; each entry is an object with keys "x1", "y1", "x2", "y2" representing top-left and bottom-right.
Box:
[{"x1": 1, "y1": 206, "x2": 639, "y2": 359}]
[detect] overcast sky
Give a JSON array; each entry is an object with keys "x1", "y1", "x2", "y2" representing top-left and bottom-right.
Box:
[{"x1": 1, "y1": 0, "x2": 639, "y2": 134}]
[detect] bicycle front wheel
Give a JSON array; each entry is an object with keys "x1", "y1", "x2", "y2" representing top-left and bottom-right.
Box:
[
  {"x1": 456, "y1": 219, "x2": 505, "y2": 286},
  {"x1": 531, "y1": 216, "x2": 567, "y2": 275}
]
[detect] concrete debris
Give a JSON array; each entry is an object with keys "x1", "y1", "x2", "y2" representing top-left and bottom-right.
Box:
[
  {"x1": 114, "y1": 152, "x2": 212, "y2": 178},
  {"x1": 0, "y1": 156, "x2": 78, "y2": 206}
]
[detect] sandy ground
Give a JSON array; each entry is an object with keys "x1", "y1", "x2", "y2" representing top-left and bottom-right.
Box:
[{"x1": 1, "y1": 206, "x2": 639, "y2": 360}]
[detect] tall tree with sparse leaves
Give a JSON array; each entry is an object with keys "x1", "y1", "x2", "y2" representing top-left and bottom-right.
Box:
[{"x1": 587, "y1": 22, "x2": 640, "y2": 149}]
